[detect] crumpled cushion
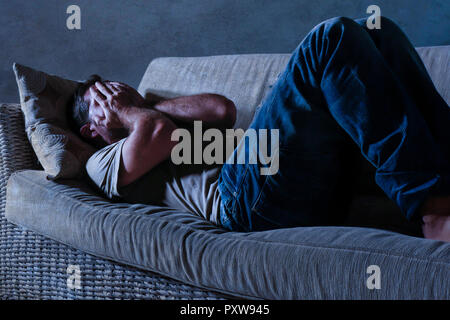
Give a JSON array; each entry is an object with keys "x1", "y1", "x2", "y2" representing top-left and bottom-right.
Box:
[{"x1": 13, "y1": 63, "x2": 96, "y2": 179}]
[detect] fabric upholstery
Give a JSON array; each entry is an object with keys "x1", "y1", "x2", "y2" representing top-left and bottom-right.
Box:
[
  {"x1": 137, "y1": 46, "x2": 450, "y2": 133},
  {"x1": 138, "y1": 54, "x2": 291, "y2": 130},
  {"x1": 416, "y1": 46, "x2": 450, "y2": 104},
  {"x1": 136, "y1": 46, "x2": 449, "y2": 232},
  {"x1": 12, "y1": 63, "x2": 95, "y2": 179},
  {"x1": 6, "y1": 170, "x2": 450, "y2": 299},
  {"x1": 6, "y1": 46, "x2": 450, "y2": 299}
]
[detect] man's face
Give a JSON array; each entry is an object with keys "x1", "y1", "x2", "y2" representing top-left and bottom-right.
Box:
[{"x1": 79, "y1": 81, "x2": 129, "y2": 147}]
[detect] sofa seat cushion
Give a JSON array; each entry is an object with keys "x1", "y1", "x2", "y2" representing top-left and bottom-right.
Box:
[{"x1": 6, "y1": 170, "x2": 450, "y2": 299}]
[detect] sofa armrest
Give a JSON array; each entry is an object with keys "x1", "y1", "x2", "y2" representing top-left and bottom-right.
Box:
[{"x1": 0, "y1": 103, "x2": 39, "y2": 216}]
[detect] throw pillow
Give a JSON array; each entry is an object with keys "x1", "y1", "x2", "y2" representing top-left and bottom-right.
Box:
[{"x1": 13, "y1": 63, "x2": 96, "y2": 179}]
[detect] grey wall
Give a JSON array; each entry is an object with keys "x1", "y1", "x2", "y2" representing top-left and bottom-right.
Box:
[{"x1": 1, "y1": 0, "x2": 449, "y2": 103}]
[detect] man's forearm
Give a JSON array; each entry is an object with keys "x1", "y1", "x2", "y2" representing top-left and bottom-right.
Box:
[
  {"x1": 117, "y1": 105, "x2": 167, "y2": 132},
  {"x1": 151, "y1": 93, "x2": 236, "y2": 128}
]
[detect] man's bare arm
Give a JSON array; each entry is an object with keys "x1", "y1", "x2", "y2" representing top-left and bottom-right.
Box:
[
  {"x1": 118, "y1": 107, "x2": 178, "y2": 187},
  {"x1": 116, "y1": 94, "x2": 236, "y2": 186},
  {"x1": 112, "y1": 83, "x2": 236, "y2": 129},
  {"x1": 152, "y1": 93, "x2": 236, "y2": 129}
]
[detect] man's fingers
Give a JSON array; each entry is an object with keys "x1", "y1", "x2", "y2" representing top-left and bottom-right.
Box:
[
  {"x1": 90, "y1": 85, "x2": 106, "y2": 101},
  {"x1": 110, "y1": 83, "x2": 123, "y2": 92},
  {"x1": 90, "y1": 86, "x2": 106, "y2": 106},
  {"x1": 90, "y1": 87, "x2": 113, "y2": 126},
  {"x1": 105, "y1": 82, "x2": 120, "y2": 94},
  {"x1": 109, "y1": 81, "x2": 125, "y2": 87},
  {"x1": 110, "y1": 81, "x2": 134, "y2": 91},
  {"x1": 95, "y1": 81, "x2": 113, "y2": 99}
]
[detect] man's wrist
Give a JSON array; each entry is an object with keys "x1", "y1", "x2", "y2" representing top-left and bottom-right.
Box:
[
  {"x1": 116, "y1": 105, "x2": 145, "y2": 130},
  {"x1": 122, "y1": 106, "x2": 168, "y2": 132}
]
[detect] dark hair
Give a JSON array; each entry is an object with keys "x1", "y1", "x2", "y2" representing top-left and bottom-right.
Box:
[{"x1": 67, "y1": 74, "x2": 103, "y2": 135}]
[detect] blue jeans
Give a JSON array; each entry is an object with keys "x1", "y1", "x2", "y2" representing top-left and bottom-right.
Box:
[{"x1": 217, "y1": 16, "x2": 450, "y2": 232}]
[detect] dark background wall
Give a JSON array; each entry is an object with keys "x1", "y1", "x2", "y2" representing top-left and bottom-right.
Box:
[{"x1": 1, "y1": 0, "x2": 449, "y2": 103}]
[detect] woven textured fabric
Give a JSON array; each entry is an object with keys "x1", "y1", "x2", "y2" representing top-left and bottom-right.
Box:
[{"x1": 0, "y1": 103, "x2": 228, "y2": 300}]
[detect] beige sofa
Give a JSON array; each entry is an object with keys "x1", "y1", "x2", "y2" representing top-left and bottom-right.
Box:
[{"x1": 1, "y1": 46, "x2": 449, "y2": 299}]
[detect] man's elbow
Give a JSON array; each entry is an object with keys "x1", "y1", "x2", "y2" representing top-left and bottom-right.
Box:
[
  {"x1": 152, "y1": 117, "x2": 179, "y2": 149},
  {"x1": 217, "y1": 97, "x2": 237, "y2": 128}
]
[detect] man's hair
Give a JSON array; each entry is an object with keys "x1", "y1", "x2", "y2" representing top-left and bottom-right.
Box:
[{"x1": 67, "y1": 74, "x2": 103, "y2": 135}]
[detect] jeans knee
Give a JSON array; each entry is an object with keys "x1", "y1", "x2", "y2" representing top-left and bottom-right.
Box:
[
  {"x1": 330, "y1": 16, "x2": 400, "y2": 32},
  {"x1": 325, "y1": 16, "x2": 356, "y2": 27},
  {"x1": 307, "y1": 17, "x2": 361, "y2": 49},
  {"x1": 379, "y1": 17, "x2": 407, "y2": 40},
  {"x1": 291, "y1": 16, "x2": 365, "y2": 69},
  {"x1": 314, "y1": 16, "x2": 361, "y2": 42},
  {"x1": 378, "y1": 16, "x2": 400, "y2": 30},
  {"x1": 356, "y1": 15, "x2": 401, "y2": 32},
  {"x1": 323, "y1": 16, "x2": 359, "y2": 31},
  {"x1": 366, "y1": 16, "x2": 408, "y2": 45}
]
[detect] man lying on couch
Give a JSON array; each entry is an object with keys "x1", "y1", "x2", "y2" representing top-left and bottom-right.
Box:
[{"x1": 68, "y1": 16, "x2": 450, "y2": 242}]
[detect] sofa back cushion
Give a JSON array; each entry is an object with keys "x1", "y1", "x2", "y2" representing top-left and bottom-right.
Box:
[
  {"x1": 138, "y1": 46, "x2": 449, "y2": 132},
  {"x1": 138, "y1": 54, "x2": 291, "y2": 130},
  {"x1": 416, "y1": 46, "x2": 449, "y2": 104}
]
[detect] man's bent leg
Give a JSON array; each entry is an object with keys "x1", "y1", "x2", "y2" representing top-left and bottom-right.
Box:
[
  {"x1": 354, "y1": 17, "x2": 450, "y2": 164},
  {"x1": 354, "y1": 17, "x2": 450, "y2": 241},
  {"x1": 218, "y1": 16, "x2": 450, "y2": 232},
  {"x1": 316, "y1": 17, "x2": 450, "y2": 222},
  {"x1": 219, "y1": 17, "x2": 364, "y2": 232}
]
